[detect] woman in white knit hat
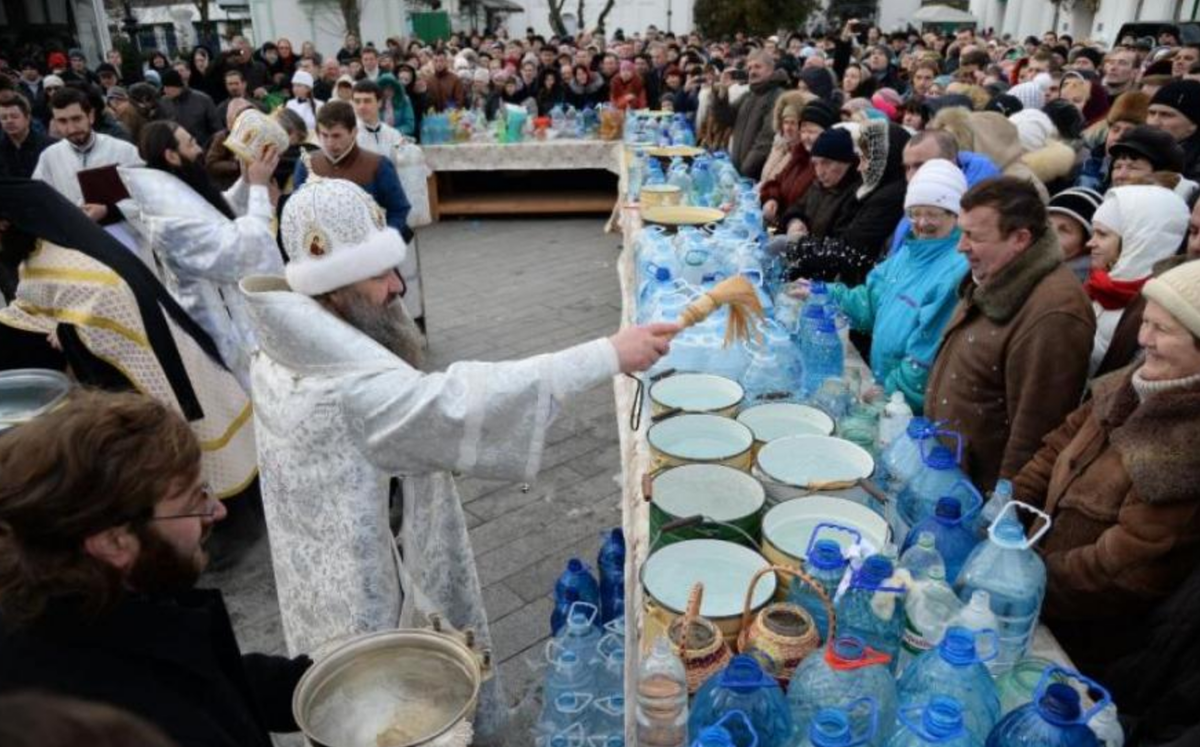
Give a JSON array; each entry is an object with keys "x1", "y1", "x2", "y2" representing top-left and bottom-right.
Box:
[
  {"x1": 789, "y1": 158, "x2": 969, "y2": 411},
  {"x1": 285, "y1": 70, "x2": 323, "y2": 132},
  {"x1": 1010, "y1": 258, "x2": 1200, "y2": 693},
  {"x1": 1084, "y1": 184, "x2": 1190, "y2": 376}
]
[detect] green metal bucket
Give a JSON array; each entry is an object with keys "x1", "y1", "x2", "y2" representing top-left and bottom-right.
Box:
[{"x1": 648, "y1": 464, "x2": 766, "y2": 551}]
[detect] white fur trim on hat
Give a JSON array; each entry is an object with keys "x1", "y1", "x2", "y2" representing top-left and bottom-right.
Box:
[
  {"x1": 292, "y1": 70, "x2": 315, "y2": 88},
  {"x1": 904, "y1": 158, "x2": 968, "y2": 215},
  {"x1": 286, "y1": 227, "x2": 406, "y2": 295},
  {"x1": 1143, "y1": 260, "x2": 1200, "y2": 339},
  {"x1": 1009, "y1": 109, "x2": 1056, "y2": 153}
]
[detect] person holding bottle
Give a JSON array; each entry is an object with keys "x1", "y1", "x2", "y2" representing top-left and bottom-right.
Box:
[
  {"x1": 1011, "y1": 259, "x2": 1200, "y2": 693},
  {"x1": 787, "y1": 159, "x2": 968, "y2": 412}
]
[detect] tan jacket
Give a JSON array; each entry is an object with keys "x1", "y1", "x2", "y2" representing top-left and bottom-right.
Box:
[
  {"x1": 1014, "y1": 365, "x2": 1200, "y2": 676},
  {"x1": 924, "y1": 228, "x2": 1095, "y2": 491}
]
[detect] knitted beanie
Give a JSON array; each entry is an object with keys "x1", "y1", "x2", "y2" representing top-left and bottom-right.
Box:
[
  {"x1": 292, "y1": 70, "x2": 314, "y2": 89},
  {"x1": 810, "y1": 127, "x2": 856, "y2": 162},
  {"x1": 1008, "y1": 80, "x2": 1045, "y2": 111},
  {"x1": 1009, "y1": 109, "x2": 1057, "y2": 152},
  {"x1": 801, "y1": 99, "x2": 839, "y2": 130},
  {"x1": 1143, "y1": 260, "x2": 1200, "y2": 338},
  {"x1": 1048, "y1": 187, "x2": 1104, "y2": 236},
  {"x1": 904, "y1": 158, "x2": 968, "y2": 214},
  {"x1": 1151, "y1": 79, "x2": 1200, "y2": 126}
]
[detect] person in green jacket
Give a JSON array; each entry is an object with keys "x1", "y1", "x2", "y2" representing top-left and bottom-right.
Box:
[
  {"x1": 378, "y1": 73, "x2": 416, "y2": 137},
  {"x1": 790, "y1": 158, "x2": 970, "y2": 411}
]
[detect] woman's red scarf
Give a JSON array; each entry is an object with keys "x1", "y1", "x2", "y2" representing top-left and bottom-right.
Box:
[{"x1": 1084, "y1": 268, "x2": 1148, "y2": 310}]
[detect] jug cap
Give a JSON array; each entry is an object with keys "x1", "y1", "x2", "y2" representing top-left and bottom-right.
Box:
[
  {"x1": 934, "y1": 496, "x2": 962, "y2": 522},
  {"x1": 937, "y1": 626, "x2": 997, "y2": 666},
  {"x1": 698, "y1": 710, "x2": 759, "y2": 747},
  {"x1": 905, "y1": 416, "x2": 935, "y2": 439},
  {"x1": 816, "y1": 314, "x2": 838, "y2": 335},
  {"x1": 807, "y1": 539, "x2": 848, "y2": 571},
  {"x1": 654, "y1": 266, "x2": 672, "y2": 282},
  {"x1": 717, "y1": 654, "x2": 777, "y2": 692},
  {"x1": 857, "y1": 556, "x2": 894, "y2": 587},
  {"x1": 1039, "y1": 683, "x2": 1082, "y2": 723},
  {"x1": 924, "y1": 444, "x2": 957, "y2": 470},
  {"x1": 922, "y1": 697, "x2": 965, "y2": 739}
]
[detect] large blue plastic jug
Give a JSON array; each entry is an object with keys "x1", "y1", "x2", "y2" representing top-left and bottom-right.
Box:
[
  {"x1": 901, "y1": 485, "x2": 983, "y2": 584},
  {"x1": 690, "y1": 710, "x2": 759, "y2": 747},
  {"x1": 986, "y1": 666, "x2": 1109, "y2": 747},
  {"x1": 955, "y1": 502, "x2": 1051, "y2": 675},
  {"x1": 898, "y1": 627, "x2": 1001, "y2": 744},
  {"x1": 897, "y1": 431, "x2": 968, "y2": 528},
  {"x1": 690, "y1": 655, "x2": 793, "y2": 747},
  {"x1": 788, "y1": 636, "x2": 898, "y2": 747},
  {"x1": 888, "y1": 696, "x2": 982, "y2": 746},
  {"x1": 834, "y1": 556, "x2": 906, "y2": 671},
  {"x1": 797, "y1": 698, "x2": 878, "y2": 747},
  {"x1": 788, "y1": 524, "x2": 857, "y2": 642},
  {"x1": 597, "y1": 528, "x2": 625, "y2": 625}
]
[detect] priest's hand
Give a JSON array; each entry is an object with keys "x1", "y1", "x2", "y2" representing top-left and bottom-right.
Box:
[
  {"x1": 82, "y1": 203, "x2": 108, "y2": 222},
  {"x1": 610, "y1": 322, "x2": 680, "y2": 374},
  {"x1": 247, "y1": 145, "x2": 281, "y2": 186}
]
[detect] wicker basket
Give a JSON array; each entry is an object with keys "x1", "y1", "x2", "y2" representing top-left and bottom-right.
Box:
[
  {"x1": 736, "y1": 565, "x2": 835, "y2": 686},
  {"x1": 667, "y1": 583, "x2": 733, "y2": 694}
]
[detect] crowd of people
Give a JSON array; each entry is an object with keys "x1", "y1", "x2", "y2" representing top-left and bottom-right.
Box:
[{"x1": 1, "y1": 18, "x2": 1200, "y2": 747}]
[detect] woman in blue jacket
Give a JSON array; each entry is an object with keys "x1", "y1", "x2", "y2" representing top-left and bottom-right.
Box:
[{"x1": 792, "y1": 158, "x2": 969, "y2": 411}]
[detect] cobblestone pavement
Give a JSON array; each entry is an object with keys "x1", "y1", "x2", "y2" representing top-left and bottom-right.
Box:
[{"x1": 202, "y1": 216, "x2": 625, "y2": 745}]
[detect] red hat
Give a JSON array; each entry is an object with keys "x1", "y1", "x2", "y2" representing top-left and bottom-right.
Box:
[{"x1": 47, "y1": 51, "x2": 68, "y2": 70}]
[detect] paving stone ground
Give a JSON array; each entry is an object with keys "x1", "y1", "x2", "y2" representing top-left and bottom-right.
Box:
[{"x1": 203, "y1": 215, "x2": 625, "y2": 745}]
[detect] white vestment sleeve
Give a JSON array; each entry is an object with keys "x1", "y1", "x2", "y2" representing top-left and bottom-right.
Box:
[{"x1": 344, "y1": 337, "x2": 619, "y2": 481}]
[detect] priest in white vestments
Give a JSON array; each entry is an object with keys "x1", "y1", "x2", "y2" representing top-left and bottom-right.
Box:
[{"x1": 240, "y1": 179, "x2": 676, "y2": 742}]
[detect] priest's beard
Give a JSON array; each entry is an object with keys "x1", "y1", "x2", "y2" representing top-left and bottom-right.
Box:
[
  {"x1": 125, "y1": 523, "x2": 211, "y2": 594},
  {"x1": 334, "y1": 286, "x2": 426, "y2": 369},
  {"x1": 170, "y1": 156, "x2": 236, "y2": 220}
]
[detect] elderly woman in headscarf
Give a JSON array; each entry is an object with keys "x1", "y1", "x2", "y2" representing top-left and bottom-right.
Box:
[
  {"x1": 1084, "y1": 185, "x2": 1191, "y2": 376},
  {"x1": 1012, "y1": 258, "x2": 1200, "y2": 693},
  {"x1": 758, "y1": 92, "x2": 817, "y2": 226}
]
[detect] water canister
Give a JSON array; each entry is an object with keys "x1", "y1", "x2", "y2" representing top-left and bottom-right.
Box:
[
  {"x1": 955, "y1": 502, "x2": 1051, "y2": 675},
  {"x1": 834, "y1": 556, "x2": 906, "y2": 672},
  {"x1": 986, "y1": 667, "x2": 1109, "y2": 747},
  {"x1": 788, "y1": 527, "x2": 855, "y2": 643},
  {"x1": 898, "y1": 532, "x2": 946, "y2": 582},
  {"x1": 896, "y1": 432, "x2": 968, "y2": 528},
  {"x1": 901, "y1": 487, "x2": 983, "y2": 584},
  {"x1": 788, "y1": 636, "x2": 898, "y2": 747},
  {"x1": 689, "y1": 655, "x2": 793, "y2": 747},
  {"x1": 598, "y1": 528, "x2": 626, "y2": 625},
  {"x1": 898, "y1": 627, "x2": 1001, "y2": 744},
  {"x1": 887, "y1": 696, "x2": 982, "y2": 747},
  {"x1": 797, "y1": 698, "x2": 879, "y2": 747}
]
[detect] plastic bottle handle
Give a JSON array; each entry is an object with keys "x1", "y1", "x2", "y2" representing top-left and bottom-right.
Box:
[
  {"x1": 846, "y1": 696, "x2": 879, "y2": 747},
  {"x1": 805, "y1": 522, "x2": 863, "y2": 559},
  {"x1": 919, "y1": 429, "x2": 965, "y2": 468},
  {"x1": 711, "y1": 709, "x2": 759, "y2": 747},
  {"x1": 1034, "y1": 665, "x2": 1113, "y2": 723},
  {"x1": 988, "y1": 500, "x2": 1052, "y2": 547},
  {"x1": 566, "y1": 600, "x2": 599, "y2": 627},
  {"x1": 948, "y1": 479, "x2": 985, "y2": 523},
  {"x1": 972, "y1": 628, "x2": 1001, "y2": 663}
]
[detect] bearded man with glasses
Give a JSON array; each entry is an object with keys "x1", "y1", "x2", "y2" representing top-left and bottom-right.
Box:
[{"x1": 0, "y1": 390, "x2": 310, "y2": 747}]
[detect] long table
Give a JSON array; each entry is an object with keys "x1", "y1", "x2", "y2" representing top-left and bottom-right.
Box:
[
  {"x1": 612, "y1": 203, "x2": 1073, "y2": 740},
  {"x1": 420, "y1": 139, "x2": 624, "y2": 219}
]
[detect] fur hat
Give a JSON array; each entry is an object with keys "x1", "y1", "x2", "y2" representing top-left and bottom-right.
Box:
[
  {"x1": 1144, "y1": 258, "x2": 1200, "y2": 338},
  {"x1": 282, "y1": 179, "x2": 407, "y2": 296},
  {"x1": 1107, "y1": 91, "x2": 1151, "y2": 126},
  {"x1": 1110, "y1": 125, "x2": 1186, "y2": 174}
]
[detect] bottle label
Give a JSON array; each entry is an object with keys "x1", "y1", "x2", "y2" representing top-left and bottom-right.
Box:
[{"x1": 901, "y1": 613, "x2": 934, "y2": 657}]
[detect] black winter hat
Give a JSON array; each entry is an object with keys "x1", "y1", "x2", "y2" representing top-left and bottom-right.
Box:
[
  {"x1": 1151, "y1": 79, "x2": 1200, "y2": 126},
  {"x1": 985, "y1": 93, "x2": 1023, "y2": 117},
  {"x1": 801, "y1": 99, "x2": 839, "y2": 130},
  {"x1": 159, "y1": 69, "x2": 184, "y2": 88},
  {"x1": 1042, "y1": 98, "x2": 1084, "y2": 140},
  {"x1": 810, "y1": 128, "x2": 856, "y2": 162},
  {"x1": 1048, "y1": 187, "x2": 1103, "y2": 235},
  {"x1": 798, "y1": 67, "x2": 835, "y2": 102},
  {"x1": 1109, "y1": 125, "x2": 1186, "y2": 173}
]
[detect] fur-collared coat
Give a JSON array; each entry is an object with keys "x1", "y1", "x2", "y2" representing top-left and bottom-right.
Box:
[{"x1": 1013, "y1": 364, "x2": 1200, "y2": 685}]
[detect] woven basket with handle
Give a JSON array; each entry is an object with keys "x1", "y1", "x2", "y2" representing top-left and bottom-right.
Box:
[
  {"x1": 736, "y1": 565, "x2": 836, "y2": 686},
  {"x1": 667, "y1": 583, "x2": 733, "y2": 694}
]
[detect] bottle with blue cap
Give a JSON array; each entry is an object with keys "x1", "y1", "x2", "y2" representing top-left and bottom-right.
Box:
[
  {"x1": 552, "y1": 559, "x2": 600, "y2": 635},
  {"x1": 973, "y1": 479, "x2": 1014, "y2": 540},
  {"x1": 554, "y1": 601, "x2": 603, "y2": 667},
  {"x1": 797, "y1": 698, "x2": 879, "y2": 747},
  {"x1": 896, "y1": 431, "x2": 969, "y2": 528},
  {"x1": 955, "y1": 502, "x2": 1051, "y2": 675},
  {"x1": 788, "y1": 525, "x2": 855, "y2": 643},
  {"x1": 880, "y1": 417, "x2": 938, "y2": 496},
  {"x1": 689, "y1": 655, "x2": 793, "y2": 747},
  {"x1": 801, "y1": 310, "x2": 845, "y2": 398},
  {"x1": 888, "y1": 696, "x2": 982, "y2": 747},
  {"x1": 788, "y1": 636, "x2": 898, "y2": 747},
  {"x1": 689, "y1": 710, "x2": 759, "y2": 747},
  {"x1": 834, "y1": 555, "x2": 907, "y2": 672},
  {"x1": 898, "y1": 627, "x2": 1001, "y2": 744},
  {"x1": 901, "y1": 485, "x2": 983, "y2": 584},
  {"x1": 597, "y1": 528, "x2": 626, "y2": 625},
  {"x1": 986, "y1": 666, "x2": 1109, "y2": 747}
]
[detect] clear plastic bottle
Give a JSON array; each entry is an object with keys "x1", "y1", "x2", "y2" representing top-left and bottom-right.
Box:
[
  {"x1": 974, "y1": 479, "x2": 1014, "y2": 540},
  {"x1": 878, "y1": 392, "x2": 914, "y2": 454},
  {"x1": 788, "y1": 538, "x2": 848, "y2": 642},
  {"x1": 947, "y1": 592, "x2": 1001, "y2": 672},
  {"x1": 835, "y1": 556, "x2": 906, "y2": 673},
  {"x1": 554, "y1": 602, "x2": 603, "y2": 667},
  {"x1": 898, "y1": 532, "x2": 946, "y2": 582},
  {"x1": 887, "y1": 696, "x2": 981, "y2": 747},
  {"x1": 899, "y1": 566, "x2": 963, "y2": 672},
  {"x1": 597, "y1": 528, "x2": 626, "y2": 625},
  {"x1": 897, "y1": 627, "x2": 1001, "y2": 744},
  {"x1": 636, "y1": 635, "x2": 688, "y2": 747},
  {"x1": 801, "y1": 313, "x2": 845, "y2": 398},
  {"x1": 901, "y1": 492, "x2": 982, "y2": 584},
  {"x1": 629, "y1": 148, "x2": 648, "y2": 202},
  {"x1": 788, "y1": 636, "x2": 897, "y2": 747}
]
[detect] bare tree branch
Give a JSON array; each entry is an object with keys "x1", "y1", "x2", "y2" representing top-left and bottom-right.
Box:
[
  {"x1": 548, "y1": 0, "x2": 569, "y2": 36},
  {"x1": 595, "y1": 0, "x2": 617, "y2": 34}
]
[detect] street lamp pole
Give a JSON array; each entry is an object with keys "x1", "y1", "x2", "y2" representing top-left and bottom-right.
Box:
[{"x1": 121, "y1": 0, "x2": 140, "y2": 53}]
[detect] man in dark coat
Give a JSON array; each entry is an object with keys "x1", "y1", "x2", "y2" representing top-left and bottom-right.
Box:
[
  {"x1": 710, "y1": 51, "x2": 789, "y2": 180},
  {"x1": 0, "y1": 389, "x2": 311, "y2": 747},
  {"x1": 0, "y1": 90, "x2": 54, "y2": 178}
]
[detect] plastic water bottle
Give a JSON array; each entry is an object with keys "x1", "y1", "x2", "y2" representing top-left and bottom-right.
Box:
[
  {"x1": 898, "y1": 628, "x2": 1001, "y2": 744},
  {"x1": 888, "y1": 696, "x2": 980, "y2": 747},
  {"x1": 801, "y1": 313, "x2": 845, "y2": 398},
  {"x1": 539, "y1": 691, "x2": 593, "y2": 736},
  {"x1": 797, "y1": 698, "x2": 879, "y2": 747},
  {"x1": 555, "y1": 602, "x2": 603, "y2": 666},
  {"x1": 878, "y1": 392, "x2": 914, "y2": 454},
  {"x1": 898, "y1": 532, "x2": 946, "y2": 582},
  {"x1": 597, "y1": 644, "x2": 625, "y2": 699},
  {"x1": 539, "y1": 644, "x2": 596, "y2": 737},
  {"x1": 799, "y1": 282, "x2": 832, "y2": 337},
  {"x1": 788, "y1": 636, "x2": 898, "y2": 747},
  {"x1": 550, "y1": 588, "x2": 582, "y2": 638},
  {"x1": 554, "y1": 559, "x2": 600, "y2": 614},
  {"x1": 590, "y1": 695, "x2": 625, "y2": 742},
  {"x1": 901, "y1": 490, "x2": 982, "y2": 584},
  {"x1": 896, "y1": 432, "x2": 969, "y2": 528},
  {"x1": 835, "y1": 556, "x2": 906, "y2": 672},
  {"x1": 629, "y1": 148, "x2": 648, "y2": 202},
  {"x1": 598, "y1": 528, "x2": 625, "y2": 625},
  {"x1": 691, "y1": 161, "x2": 715, "y2": 207},
  {"x1": 880, "y1": 417, "x2": 937, "y2": 496},
  {"x1": 787, "y1": 534, "x2": 851, "y2": 643},
  {"x1": 974, "y1": 479, "x2": 1013, "y2": 540},
  {"x1": 955, "y1": 502, "x2": 1051, "y2": 675},
  {"x1": 637, "y1": 635, "x2": 688, "y2": 747},
  {"x1": 986, "y1": 666, "x2": 1109, "y2": 747},
  {"x1": 899, "y1": 565, "x2": 963, "y2": 671},
  {"x1": 690, "y1": 711, "x2": 758, "y2": 747},
  {"x1": 667, "y1": 158, "x2": 693, "y2": 203},
  {"x1": 690, "y1": 655, "x2": 793, "y2": 747},
  {"x1": 947, "y1": 592, "x2": 1001, "y2": 668}
]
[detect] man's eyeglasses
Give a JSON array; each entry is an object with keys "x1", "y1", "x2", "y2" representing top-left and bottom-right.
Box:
[{"x1": 147, "y1": 483, "x2": 220, "y2": 521}]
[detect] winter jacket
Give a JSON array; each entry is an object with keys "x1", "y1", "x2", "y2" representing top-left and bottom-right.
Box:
[
  {"x1": 760, "y1": 140, "x2": 814, "y2": 230},
  {"x1": 0, "y1": 590, "x2": 311, "y2": 747},
  {"x1": 162, "y1": 87, "x2": 222, "y2": 148},
  {"x1": 427, "y1": 70, "x2": 466, "y2": 112},
  {"x1": 759, "y1": 91, "x2": 814, "y2": 185},
  {"x1": 711, "y1": 70, "x2": 789, "y2": 180},
  {"x1": 930, "y1": 107, "x2": 1050, "y2": 201},
  {"x1": 887, "y1": 151, "x2": 999, "y2": 255},
  {"x1": 830, "y1": 229, "x2": 968, "y2": 412},
  {"x1": 1014, "y1": 364, "x2": 1200, "y2": 685},
  {"x1": 1179, "y1": 130, "x2": 1200, "y2": 182},
  {"x1": 566, "y1": 73, "x2": 605, "y2": 110},
  {"x1": 609, "y1": 73, "x2": 647, "y2": 111},
  {"x1": 781, "y1": 167, "x2": 861, "y2": 241},
  {"x1": 925, "y1": 227, "x2": 1095, "y2": 491}
]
